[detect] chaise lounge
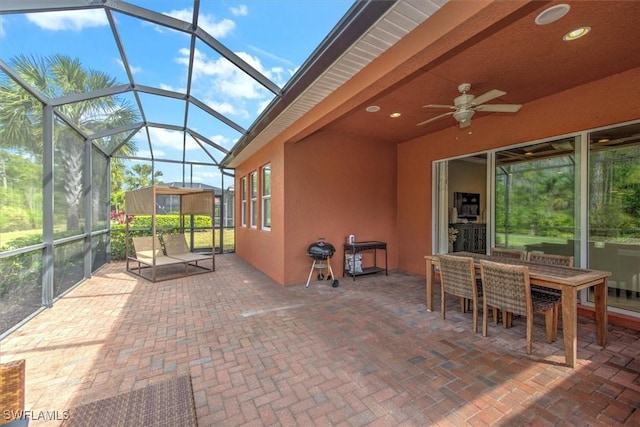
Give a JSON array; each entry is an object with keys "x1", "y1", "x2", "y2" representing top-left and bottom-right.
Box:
[{"x1": 127, "y1": 236, "x2": 213, "y2": 282}]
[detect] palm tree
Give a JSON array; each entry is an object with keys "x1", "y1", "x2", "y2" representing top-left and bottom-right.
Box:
[{"x1": 0, "y1": 54, "x2": 139, "y2": 230}]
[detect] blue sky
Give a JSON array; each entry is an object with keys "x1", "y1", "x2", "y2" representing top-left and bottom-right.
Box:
[{"x1": 0, "y1": 1, "x2": 354, "y2": 188}]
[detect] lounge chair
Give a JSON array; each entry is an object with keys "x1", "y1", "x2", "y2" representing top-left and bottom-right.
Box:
[
  {"x1": 162, "y1": 234, "x2": 211, "y2": 264},
  {"x1": 127, "y1": 235, "x2": 213, "y2": 282},
  {"x1": 128, "y1": 236, "x2": 189, "y2": 282}
]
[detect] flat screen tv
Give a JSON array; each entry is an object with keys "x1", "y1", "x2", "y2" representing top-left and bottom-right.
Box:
[{"x1": 454, "y1": 192, "x2": 480, "y2": 220}]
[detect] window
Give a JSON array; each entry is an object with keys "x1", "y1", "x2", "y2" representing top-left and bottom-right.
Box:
[
  {"x1": 588, "y1": 123, "x2": 640, "y2": 312},
  {"x1": 437, "y1": 121, "x2": 640, "y2": 318},
  {"x1": 262, "y1": 164, "x2": 271, "y2": 230},
  {"x1": 494, "y1": 139, "x2": 576, "y2": 252},
  {"x1": 240, "y1": 176, "x2": 247, "y2": 227},
  {"x1": 250, "y1": 171, "x2": 258, "y2": 227}
]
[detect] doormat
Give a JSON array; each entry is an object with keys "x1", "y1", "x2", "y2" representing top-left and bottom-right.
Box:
[{"x1": 61, "y1": 375, "x2": 197, "y2": 427}]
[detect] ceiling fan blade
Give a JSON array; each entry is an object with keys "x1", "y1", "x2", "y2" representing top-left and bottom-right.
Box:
[
  {"x1": 423, "y1": 104, "x2": 455, "y2": 110},
  {"x1": 416, "y1": 111, "x2": 454, "y2": 126},
  {"x1": 475, "y1": 103, "x2": 522, "y2": 113},
  {"x1": 472, "y1": 89, "x2": 506, "y2": 106}
]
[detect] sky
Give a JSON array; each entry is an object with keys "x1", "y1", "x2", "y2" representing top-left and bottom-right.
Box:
[{"x1": 0, "y1": 0, "x2": 354, "y2": 188}]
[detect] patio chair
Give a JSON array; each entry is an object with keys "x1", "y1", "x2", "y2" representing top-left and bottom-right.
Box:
[
  {"x1": 526, "y1": 252, "x2": 573, "y2": 332},
  {"x1": 0, "y1": 359, "x2": 28, "y2": 426},
  {"x1": 489, "y1": 247, "x2": 526, "y2": 324},
  {"x1": 490, "y1": 247, "x2": 525, "y2": 260},
  {"x1": 527, "y1": 252, "x2": 574, "y2": 268},
  {"x1": 162, "y1": 234, "x2": 210, "y2": 264},
  {"x1": 480, "y1": 260, "x2": 558, "y2": 354},
  {"x1": 131, "y1": 236, "x2": 165, "y2": 262},
  {"x1": 438, "y1": 254, "x2": 483, "y2": 333},
  {"x1": 129, "y1": 236, "x2": 191, "y2": 282}
]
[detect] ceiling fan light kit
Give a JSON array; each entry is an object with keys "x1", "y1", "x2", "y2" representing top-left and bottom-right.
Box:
[
  {"x1": 453, "y1": 110, "x2": 474, "y2": 127},
  {"x1": 417, "y1": 83, "x2": 522, "y2": 128}
]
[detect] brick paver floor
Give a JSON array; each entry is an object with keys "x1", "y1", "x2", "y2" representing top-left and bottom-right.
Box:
[{"x1": 1, "y1": 254, "x2": 640, "y2": 426}]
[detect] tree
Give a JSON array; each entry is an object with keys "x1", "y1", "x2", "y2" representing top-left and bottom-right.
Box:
[
  {"x1": 125, "y1": 164, "x2": 163, "y2": 190},
  {"x1": 0, "y1": 54, "x2": 139, "y2": 231}
]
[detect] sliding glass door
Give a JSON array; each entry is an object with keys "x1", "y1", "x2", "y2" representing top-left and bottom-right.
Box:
[
  {"x1": 434, "y1": 121, "x2": 640, "y2": 315},
  {"x1": 588, "y1": 123, "x2": 640, "y2": 312},
  {"x1": 494, "y1": 138, "x2": 577, "y2": 257}
]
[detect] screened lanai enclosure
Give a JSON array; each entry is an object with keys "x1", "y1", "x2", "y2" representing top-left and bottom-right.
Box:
[{"x1": 0, "y1": 0, "x2": 353, "y2": 336}]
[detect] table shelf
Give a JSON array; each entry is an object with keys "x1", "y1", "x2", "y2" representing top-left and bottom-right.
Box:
[
  {"x1": 343, "y1": 241, "x2": 388, "y2": 281},
  {"x1": 344, "y1": 266, "x2": 386, "y2": 277}
]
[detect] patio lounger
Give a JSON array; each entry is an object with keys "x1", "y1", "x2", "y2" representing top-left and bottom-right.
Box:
[
  {"x1": 127, "y1": 235, "x2": 213, "y2": 282},
  {"x1": 131, "y1": 236, "x2": 182, "y2": 266},
  {"x1": 128, "y1": 236, "x2": 190, "y2": 281},
  {"x1": 163, "y1": 234, "x2": 211, "y2": 264}
]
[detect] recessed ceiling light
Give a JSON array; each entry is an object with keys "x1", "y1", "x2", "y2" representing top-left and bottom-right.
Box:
[
  {"x1": 525, "y1": 152, "x2": 534, "y2": 156},
  {"x1": 535, "y1": 4, "x2": 570, "y2": 25},
  {"x1": 366, "y1": 105, "x2": 380, "y2": 113},
  {"x1": 563, "y1": 27, "x2": 591, "y2": 41},
  {"x1": 597, "y1": 137, "x2": 610, "y2": 143},
  {"x1": 390, "y1": 112, "x2": 401, "y2": 118}
]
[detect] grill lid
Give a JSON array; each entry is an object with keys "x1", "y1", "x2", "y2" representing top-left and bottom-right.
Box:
[{"x1": 306, "y1": 239, "x2": 336, "y2": 259}]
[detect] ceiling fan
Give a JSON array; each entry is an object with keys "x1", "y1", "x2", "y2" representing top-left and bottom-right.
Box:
[{"x1": 417, "y1": 83, "x2": 522, "y2": 128}]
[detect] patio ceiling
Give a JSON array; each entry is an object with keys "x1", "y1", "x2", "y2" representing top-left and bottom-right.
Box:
[
  {"x1": 223, "y1": 0, "x2": 640, "y2": 168},
  {"x1": 317, "y1": 1, "x2": 640, "y2": 144}
]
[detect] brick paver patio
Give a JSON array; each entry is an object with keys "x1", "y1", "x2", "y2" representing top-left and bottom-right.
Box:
[{"x1": 1, "y1": 254, "x2": 639, "y2": 426}]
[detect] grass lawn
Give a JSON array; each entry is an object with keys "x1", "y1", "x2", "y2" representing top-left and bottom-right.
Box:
[
  {"x1": 192, "y1": 229, "x2": 235, "y2": 251},
  {"x1": 495, "y1": 233, "x2": 569, "y2": 250}
]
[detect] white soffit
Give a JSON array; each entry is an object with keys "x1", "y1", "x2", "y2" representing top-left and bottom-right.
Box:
[{"x1": 227, "y1": 0, "x2": 448, "y2": 167}]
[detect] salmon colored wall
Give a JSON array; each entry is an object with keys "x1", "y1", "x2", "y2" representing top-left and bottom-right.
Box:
[
  {"x1": 397, "y1": 67, "x2": 640, "y2": 275},
  {"x1": 282, "y1": 129, "x2": 397, "y2": 285},
  {"x1": 234, "y1": 141, "x2": 286, "y2": 284}
]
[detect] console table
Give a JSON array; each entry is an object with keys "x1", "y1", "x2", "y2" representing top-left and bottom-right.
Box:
[
  {"x1": 343, "y1": 241, "x2": 388, "y2": 280},
  {"x1": 450, "y1": 223, "x2": 486, "y2": 253}
]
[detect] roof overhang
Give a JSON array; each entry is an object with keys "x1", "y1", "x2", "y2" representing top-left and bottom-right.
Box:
[{"x1": 221, "y1": 0, "x2": 447, "y2": 168}]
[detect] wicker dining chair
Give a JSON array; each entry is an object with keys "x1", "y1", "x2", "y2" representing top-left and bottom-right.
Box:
[
  {"x1": 438, "y1": 254, "x2": 483, "y2": 333},
  {"x1": 526, "y1": 252, "x2": 573, "y2": 331},
  {"x1": 0, "y1": 359, "x2": 26, "y2": 426},
  {"x1": 489, "y1": 247, "x2": 525, "y2": 325},
  {"x1": 490, "y1": 247, "x2": 526, "y2": 260},
  {"x1": 526, "y1": 252, "x2": 574, "y2": 267},
  {"x1": 480, "y1": 260, "x2": 558, "y2": 354}
]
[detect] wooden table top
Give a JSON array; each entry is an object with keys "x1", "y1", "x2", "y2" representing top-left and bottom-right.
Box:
[{"x1": 427, "y1": 252, "x2": 611, "y2": 288}]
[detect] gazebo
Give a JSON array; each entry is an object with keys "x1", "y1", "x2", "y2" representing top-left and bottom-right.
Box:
[{"x1": 125, "y1": 185, "x2": 215, "y2": 282}]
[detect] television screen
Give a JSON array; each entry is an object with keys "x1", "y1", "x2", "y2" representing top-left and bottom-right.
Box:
[{"x1": 454, "y1": 192, "x2": 480, "y2": 219}]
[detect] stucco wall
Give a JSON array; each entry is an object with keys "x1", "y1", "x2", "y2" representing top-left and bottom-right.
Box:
[
  {"x1": 397, "y1": 67, "x2": 640, "y2": 275},
  {"x1": 234, "y1": 140, "x2": 286, "y2": 284},
  {"x1": 282, "y1": 129, "x2": 397, "y2": 285}
]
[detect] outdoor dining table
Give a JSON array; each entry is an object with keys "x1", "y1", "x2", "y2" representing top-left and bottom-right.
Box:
[{"x1": 425, "y1": 251, "x2": 611, "y2": 368}]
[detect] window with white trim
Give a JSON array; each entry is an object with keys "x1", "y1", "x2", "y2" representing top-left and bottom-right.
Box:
[
  {"x1": 250, "y1": 171, "x2": 258, "y2": 228},
  {"x1": 261, "y1": 164, "x2": 271, "y2": 230},
  {"x1": 240, "y1": 176, "x2": 247, "y2": 227}
]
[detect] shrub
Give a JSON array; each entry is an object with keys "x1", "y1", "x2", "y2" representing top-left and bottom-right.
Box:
[{"x1": 109, "y1": 215, "x2": 213, "y2": 260}]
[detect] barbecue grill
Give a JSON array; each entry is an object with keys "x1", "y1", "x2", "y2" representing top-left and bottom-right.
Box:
[{"x1": 305, "y1": 238, "x2": 339, "y2": 288}]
